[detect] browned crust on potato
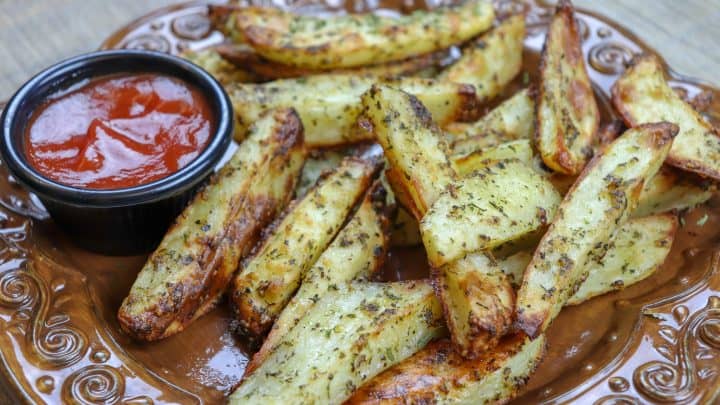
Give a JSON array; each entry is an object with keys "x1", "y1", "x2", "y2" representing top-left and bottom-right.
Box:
[
  {"x1": 345, "y1": 333, "x2": 544, "y2": 404},
  {"x1": 432, "y1": 264, "x2": 516, "y2": 359},
  {"x1": 118, "y1": 109, "x2": 305, "y2": 341}
]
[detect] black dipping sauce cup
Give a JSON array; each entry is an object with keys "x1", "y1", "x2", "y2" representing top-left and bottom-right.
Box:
[{"x1": 0, "y1": 50, "x2": 233, "y2": 255}]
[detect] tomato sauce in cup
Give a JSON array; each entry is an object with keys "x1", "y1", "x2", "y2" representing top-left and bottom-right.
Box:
[{"x1": 24, "y1": 73, "x2": 214, "y2": 189}]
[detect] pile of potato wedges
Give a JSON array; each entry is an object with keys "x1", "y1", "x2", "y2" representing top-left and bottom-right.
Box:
[{"x1": 118, "y1": 0, "x2": 719, "y2": 403}]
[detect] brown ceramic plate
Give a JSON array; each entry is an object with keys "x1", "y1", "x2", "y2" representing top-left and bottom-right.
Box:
[{"x1": 1, "y1": 1, "x2": 720, "y2": 403}]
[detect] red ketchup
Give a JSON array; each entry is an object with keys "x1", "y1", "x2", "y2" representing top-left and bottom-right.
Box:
[{"x1": 25, "y1": 74, "x2": 214, "y2": 189}]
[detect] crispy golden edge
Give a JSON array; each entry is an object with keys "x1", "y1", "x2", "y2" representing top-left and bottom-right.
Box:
[
  {"x1": 245, "y1": 181, "x2": 390, "y2": 376},
  {"x1": 231, "y1": 157, "x2": 380, "y2": 341},
  {"x1": 611, "y1": 54, "x2": 720, "y2": 180},
  {"x1": 346, "y1": 333, "x2": 546, "y2": 405},
  {"x1": 118, "y1": 108, "x2": 305, "y2": 341},
  {"x1": 215, "y1": 1, "x2": 494, "y2": 69},
  {"x1": 516, "y1": 122, "x2": 678, "y2": 338},
  {"x1": 439, "y1": 14, "x2": 526, "y2": 102},
  {"x1": 535, "y1": 0, "x2": 600, "y2": 175}
]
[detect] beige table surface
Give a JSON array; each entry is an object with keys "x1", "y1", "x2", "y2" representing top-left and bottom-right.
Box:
[
  {"x1": 0, "y1": 0, "x2": 719, "y2": 403},
  {"x1": 1, "y1": 0, "x2": 720, "y2": 100}
]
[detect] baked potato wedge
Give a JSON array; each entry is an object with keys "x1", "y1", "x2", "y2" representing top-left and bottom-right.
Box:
[
  {"x1": 453, "y1": 139, "x2": 535, "y2": 177},
  {"x1": 346, "y1": 333, "x2": 546, "y2": 405},
  {"x1": 612, "y1": 54, "x2": 720, "y2": 180},
  {"x1": 536, "y1": 0, "x2": 600, "y2": 175},
  {"x1": 231, "y1": 157, "x2": 379, "y2": 340},
  {"x1": 634, "y1": 167, "x2": 714, "y2": 217},
  {"x1": 448, "y1": 88, "x2": 535, "y2": 158},
  {"x1": 361, "y1": 84, "x2": 457, "y2": 218},
  {"x1": 499, "y1": 214, "x2": 678, "y2": 303},
  {"x1": 118, "y1": 108, "x2": 305, "y2": 341},
  {"x1": 181, "y1": 46, "x2": 257, "y2": 84},
  {"x1": 435, "y1": 252, "x2": 516, "y2": 358},
  {"x1": 439, "y1": 14, "x2": 526, "y2": 102},
  {"x1": 568, "y1": 213, "x2": 677, "y2": 305},
  {"x1": 516, "y1": 122, "x2": 677, "y2": 338},
  {"x1": 420, "y1": 159, "x2": 560, "y2": 268},
  {"x1": 246, "y1": 182, "x2": 389, "y2": 375},
  {"x1": 229, "y1": 281, "x2": 445, "y2": 404},
  {"x1": 227, "y1": 75, "x2": 479, "y2": 147},
  {"x1": 216, "y1": 43, "x2": 444, "y2": 81},
  {"x1": 212, "y1": 1, "x2": 495, "y2": 69}
]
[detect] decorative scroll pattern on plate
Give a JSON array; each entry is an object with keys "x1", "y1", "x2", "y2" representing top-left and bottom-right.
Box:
[
  {"x1": 634, "y1": 297, "x2": 720, "y2": 402},
  {"x1": 0, "y1": 0, "x2": 718, "y2": 404}
]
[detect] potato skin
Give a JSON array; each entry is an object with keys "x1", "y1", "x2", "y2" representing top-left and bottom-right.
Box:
[{"x1": 118, "y1": 108, "x2": 305, "y2": 341}]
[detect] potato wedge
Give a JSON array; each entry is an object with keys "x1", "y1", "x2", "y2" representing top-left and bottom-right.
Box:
[
  {"x1": 568, "y1": 213, "x2": 677, "y2": 305},
  {"x1": 499, "y1": 214, "x2": 678, "y2": 303},
  {"x1": 229, "y1": 281, "x2": 445, "y2": 405},
  {"x1": 634, "y1": 167, "x2": 714, "y2": 217},
  {"x1": 361, "y1": 84, "x2": 457, "y2": 217},
  {"x1": 246, "y1": 182, "x2": 389, "y2": 375},
  {"x1": 181, "y1": 46, "x2": 257, "y2": 84},
  {"x1": 118, "y1": 108, "x2": 305, "y2": 341},
  {"x1": 435, "y1": 252, "x2": 516, "y2": 357},
  {"x1": 231, "y1": 157, "x2": 379, "y2": 340},
  {"x1": 346, "y1": 333, "x2": 546, "y2": 405},
  {"x1": 449, "y1": 88, "x2": 535, "y2": 158},
  {"x1": 216, "y1": 43, "x2": 444, "y2": 80},
  {"x1": 227, "y1": 75, "x2": 479, "y2": 147},
  {"x1": 612, "y1": 54, "x2": 720, "y2": 180},
  {"x1": 536, "y1": 0, "x2": 600, "y2": 175},
  {"x1": 364, "y1": 85, "x2": 530, "y2": 358},
  {"x1": 516, "y1": 122, "x2": 677, "y2": 338},
  {"x1": 453, "y1": 139, "x2": 535, "y2": 176},
  {"x1": 421, "y1": 159, "x2": 560, "y2": 268},
  {"x1": 213, "y1": 1, "x2": 494, "y2": 69},
  {"x1": 439, "y1": 14, "x2": 525, "y2": 102}
]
